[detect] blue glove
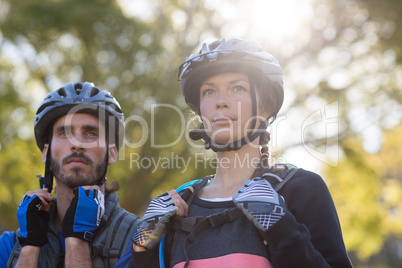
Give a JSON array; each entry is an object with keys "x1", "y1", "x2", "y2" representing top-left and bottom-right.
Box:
[
  {"x1": 62, "y1": 187, "x2": 105, "y2": 242},
  {"x1": 17, "y1": 195, "x2": 49, "y2": 247},
  {"x1": 133, "y1": 192, "x2": 176, "y2": 249},
  {"x1": 233, "y1": 178, "x2": 287, "y2": 232}
]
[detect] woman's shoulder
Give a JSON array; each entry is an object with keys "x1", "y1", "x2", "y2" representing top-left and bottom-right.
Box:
[
  {"x1": 278, "y1": 167, "x2": 333, "y2": 204},
  {"x1": 291, "y1": 168, "x2": 325, "y2": 184},
  {"x1": 267, "y1": 164, "x2": 330, "y2": 195},
  {"x1": 267, "y1": 164, "x2": 325, "y2": 187}
]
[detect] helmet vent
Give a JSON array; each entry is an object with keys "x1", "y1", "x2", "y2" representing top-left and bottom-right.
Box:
[
  {"x1": 57, "y1": 88, "x2": 66, "y2": 98},
  {"x1": 90, "y1": 87, "x2": 100, "y2": 97},
  {"x1": 209, "y1": 41, "x2": 220, "y2": 50},
  {"x1": 109, "y1": 103, "x2": 120, "y2": 112},
  {"x1": 35, "y1": 82, "x2": 125, "y2": 151},
  {"x1": 36, "y1": 102, "x2": 52, "y2": 115},
  {"x1": 74, "y1": 83, "x2": 83, "y2": 94}
]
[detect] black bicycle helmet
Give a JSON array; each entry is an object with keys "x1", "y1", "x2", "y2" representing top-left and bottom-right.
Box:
[
  {"x1": 34, "y1": 82, "x2": 125, "y2": 151},
  {"x1": 178, "y1": 38, "x2": 284, "y2": 152},
  {"x1": 34, "y1": 82, "x2": 125, "y2": 192}
]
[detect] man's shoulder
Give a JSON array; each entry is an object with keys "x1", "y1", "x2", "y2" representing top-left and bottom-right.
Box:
[
  {"x1": 0, "y1": 231, "x2": 16, "y2": 248},
  {"x1": 103, "y1": 192, "x2": 139, "y2": 230},
  {"x1": 104, "y1": 192, "x2": 139, "y2": 219},
  {"x1": 0, "y1": 231, "x2": 17, "y2": 266}
]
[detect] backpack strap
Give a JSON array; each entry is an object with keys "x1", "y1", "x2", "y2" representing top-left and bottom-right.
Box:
[
  {"x1": 175, "y1": 166, "x2": 301, "y2": 268},
  {"x1": 259, "y1": 165, "x2": 300, "y2": 250},
  {"x1": 6, "y1": 230, "x2": 21, "y2": 268},
  {"x1": 92, "y1": 210, "x2": 140, "y2": 266},
  {"x1": 185, "y1": 176, "x2": 212, "y2": 203},
  {"x1": 167, "y1": 175, "x2": 212, "y2": 263},
  {"x1": 262, "y1": 164, "x2": 300, "y2": 192},
  {"x1": 91, "y1": 193, "x2": 140, "y2": 267},
  {"x1": 170, "y1": 175, "x2": 244, "y2": 268},
  {"x1": 182, "y1": 208, "x2": 243, "y2": 268},
  {"x1": 273, "y1": 168, "x2": 300, "y2": 192}
]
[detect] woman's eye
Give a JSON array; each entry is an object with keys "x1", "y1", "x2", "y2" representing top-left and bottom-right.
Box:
[
  {"x1": 202, "y1": 88, "x2": 214, "y2": 96},
  {"x1": 233, "y1": 86, "x2": 246, "y2": 92}
]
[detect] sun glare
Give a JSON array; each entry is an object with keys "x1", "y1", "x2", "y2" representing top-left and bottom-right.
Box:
[
  {"x1": 220, "y1": 0, "x2": 313, "y2": 46},
  {"x1": 253, "y1": 0, "x2": 308, "y2": 36}
]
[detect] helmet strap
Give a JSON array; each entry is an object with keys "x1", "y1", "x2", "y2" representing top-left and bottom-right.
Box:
[
  {"x1": 189, "y1": 120, "x2": 267, "y2": 152},
  {"x1": 98, "y1": 125, "x2": 113, "y2": 187},
  {"x1": 206, "y1": 120, "x2": 267, "y2": 152},
  {"x1": 42, "y1": 139, "x2": 54, "y2": 193},
  {"x1": 98, "y1": 145, "x2": 108, "y2": 187},
  {"x1": 248, "y1": 76, "x2": 257, "y2": 135}
]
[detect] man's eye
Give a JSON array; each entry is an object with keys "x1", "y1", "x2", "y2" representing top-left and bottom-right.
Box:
[{"x1": 88, "y1": 132, "x2": 98, "y2": 137}]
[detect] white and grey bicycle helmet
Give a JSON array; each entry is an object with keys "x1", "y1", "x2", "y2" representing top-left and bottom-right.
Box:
[{"x1": 178, "y1": 37, "x2": 284, "y2": 152}]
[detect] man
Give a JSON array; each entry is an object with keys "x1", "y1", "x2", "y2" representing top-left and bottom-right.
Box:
[{"x1": 0, "y1": 82, "x2": 140, "y2": 267}]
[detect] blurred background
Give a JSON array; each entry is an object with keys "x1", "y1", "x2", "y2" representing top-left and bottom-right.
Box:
[{"x1": 0, "y1": 0, "x2": 401, "y2": 266}]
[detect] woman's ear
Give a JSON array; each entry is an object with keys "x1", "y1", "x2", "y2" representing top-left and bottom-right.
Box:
[
  {"x1": 108, "y1": 145, "x2": 118, "y2": 165},
  {"x1": 42, "y1": 144, "x2": 49, "y2": 164}
]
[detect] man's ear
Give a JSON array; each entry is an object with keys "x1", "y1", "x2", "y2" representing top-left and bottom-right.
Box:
[
  {"x1": 108, "y1": 144, "x2": 118, "y2": 165},
  {"x1": 42, "y1": 144, "x2": 49, "y2": 164}
]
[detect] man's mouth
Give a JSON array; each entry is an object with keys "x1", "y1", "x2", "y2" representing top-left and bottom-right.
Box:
[
  {"x1": 63, "y1": 154, "x2": 92, "y2": 166},
  {"x1": 67, "y1": 158, "x2": 88, "y2": 166}
]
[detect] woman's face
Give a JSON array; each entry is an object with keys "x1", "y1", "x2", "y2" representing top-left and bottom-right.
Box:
[{"x1": 199, "y1": 72, "x2": 268, "y2": 144}]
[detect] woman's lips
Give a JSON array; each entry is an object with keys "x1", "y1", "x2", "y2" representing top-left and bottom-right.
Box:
[{"x1": 213, "y1": 115, "x2": 235, "y2": 125}]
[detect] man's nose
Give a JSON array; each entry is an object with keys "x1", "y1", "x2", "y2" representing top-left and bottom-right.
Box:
[{"x1": 70, "y1": 134, "x2": 86, "y2": 152}]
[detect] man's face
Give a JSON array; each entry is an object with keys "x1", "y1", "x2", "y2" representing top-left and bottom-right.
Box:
[{"x1": 42, "y1": 113, "x2": 116, "y2": 189}]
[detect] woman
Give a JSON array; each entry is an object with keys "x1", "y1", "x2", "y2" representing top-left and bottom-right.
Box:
[{"x1": 127, "y1": 38, "x2": 352, "y2": 268}]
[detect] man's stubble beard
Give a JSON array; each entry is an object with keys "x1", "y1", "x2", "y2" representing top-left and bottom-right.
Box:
[{"x1": 51, "y1": 153, "x2": 107, "y2": 189}]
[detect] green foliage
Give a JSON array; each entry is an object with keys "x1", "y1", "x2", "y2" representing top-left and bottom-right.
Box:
[
  {"x1": 0, "y1": 0, "x2": 217, "y2": 228},
  {"x1": 0, "y1": 139, "x2": 43, "y2": 230},
  {"x1": 324, "y1": 125, "x2": 402, "y2": 265},
  {"x1": 325, "y1": 138, "x2": 387, "y2": 259}
]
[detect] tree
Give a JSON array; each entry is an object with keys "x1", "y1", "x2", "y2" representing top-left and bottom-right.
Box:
[
  {"x1": 324, "y1": 125, "x2": 402, "y2": 267},
  {"x1": 0, "y1": 0, "x2": 219, "y2": 229}
]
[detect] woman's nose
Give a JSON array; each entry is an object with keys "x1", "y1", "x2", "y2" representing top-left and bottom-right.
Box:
[{"x1": 215, "y1": 93, "x2": 229, "y2": 109}]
